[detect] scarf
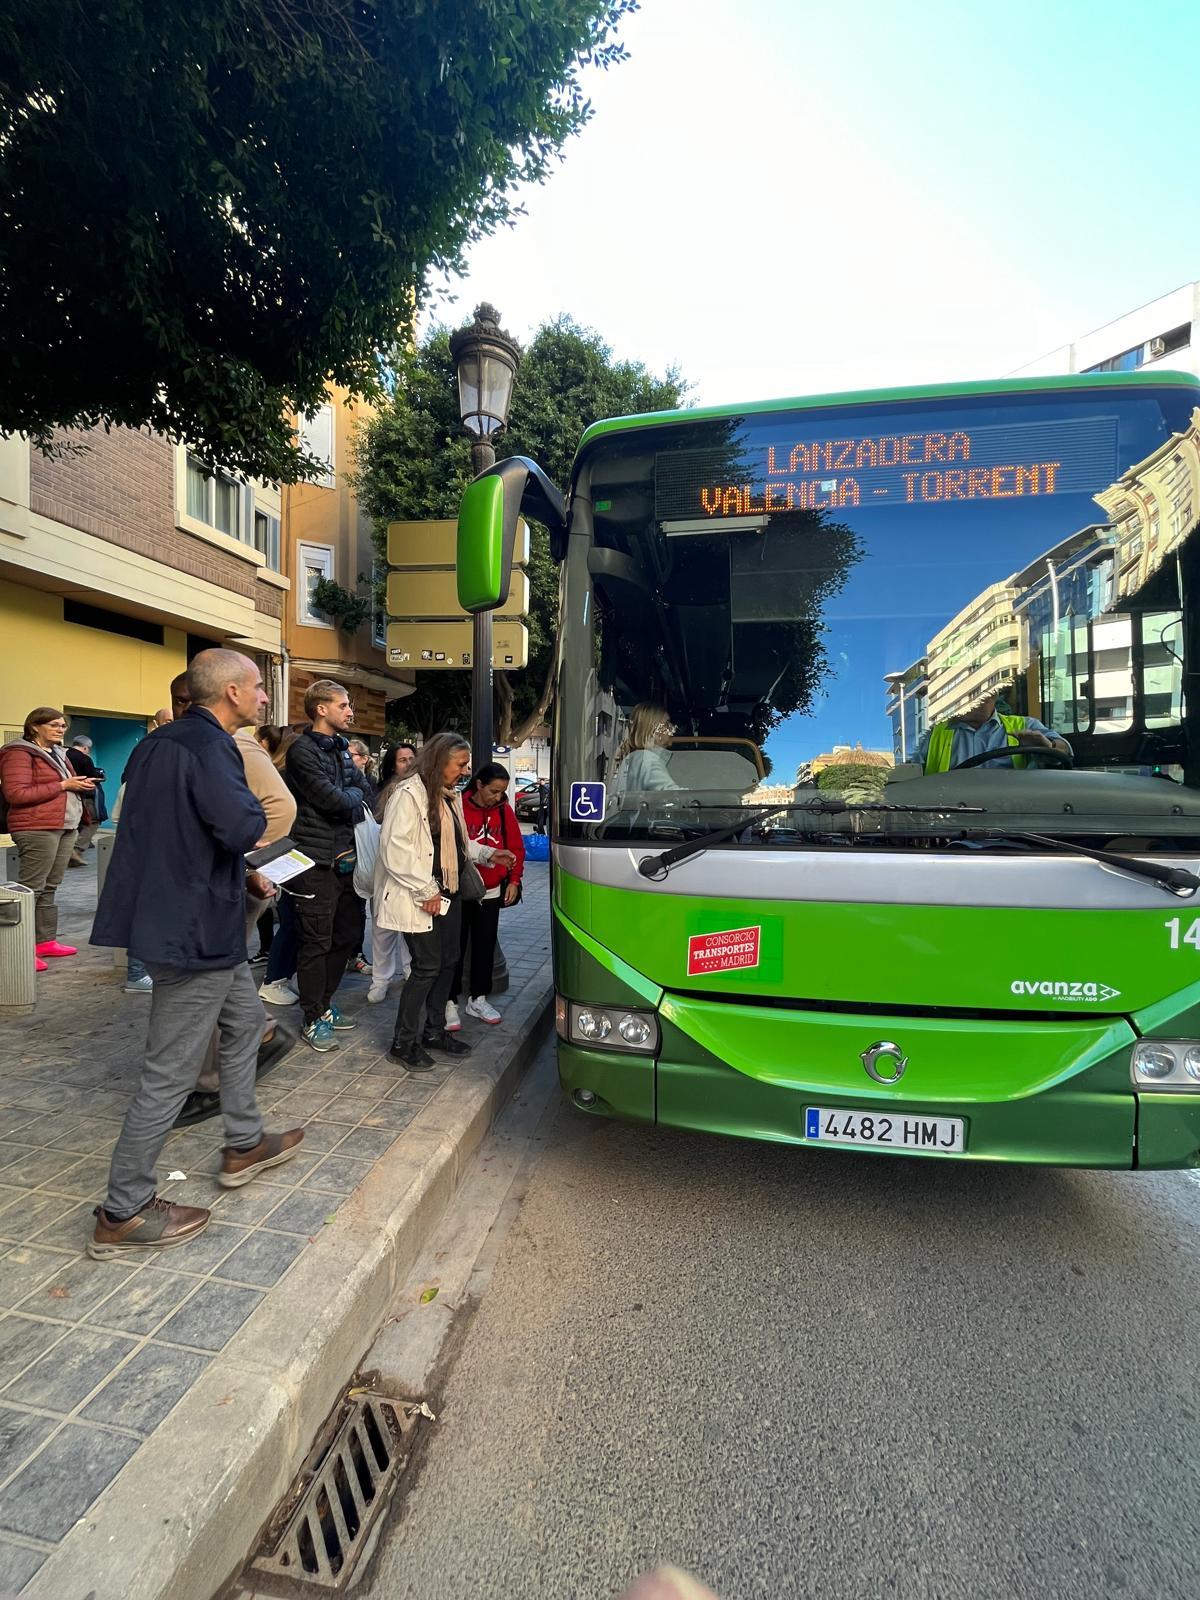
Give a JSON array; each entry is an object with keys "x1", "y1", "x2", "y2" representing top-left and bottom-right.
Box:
[{"x1": 436, "y1": 792, "x2": 460, "y2": 894}]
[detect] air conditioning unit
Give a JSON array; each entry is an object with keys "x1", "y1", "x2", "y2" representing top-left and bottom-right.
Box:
[{"x1": 1149, "y1": 337, "x2": 1167, "y2": 358}]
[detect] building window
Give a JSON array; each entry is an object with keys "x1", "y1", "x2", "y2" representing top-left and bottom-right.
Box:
[
  {"x1": 298, "y1": 403, "x2": 336, "y2": 488},
  {"x1": 183, "y1": 452, "x2": 282, "y2": 570},
  {"x1": 186, "y1": 453, "x2": 246, "y2": 538},
  {"x1": 298, "y1": 542, "x2": 335, "y2": 627},
  {"x1": 253, "y1": 509, "x2": 281, "y2": 569}
]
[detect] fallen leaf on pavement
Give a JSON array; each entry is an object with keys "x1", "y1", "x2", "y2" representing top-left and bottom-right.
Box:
[{"x1": 419, "y1": 1285, "x2": 439, "y2": 1304}]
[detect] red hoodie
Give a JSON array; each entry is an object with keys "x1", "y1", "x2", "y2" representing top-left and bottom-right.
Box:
[{"x1": 462, "y1": 792, "x2": 526, "y2": 893}]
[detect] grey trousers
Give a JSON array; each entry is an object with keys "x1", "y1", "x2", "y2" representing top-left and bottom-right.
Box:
[
  {"x1": 193, "y1": 896, "x2": 272, "y2": 1094},
  {"x1": 104, "y1": 963, "x2": 265, "y2": 1219},
  {"x1": 73, "y1": 822, "x2": 100, "y2": 858},
  {"x1": 15, "y1": 829, "x2": 77, "y2": 942}
]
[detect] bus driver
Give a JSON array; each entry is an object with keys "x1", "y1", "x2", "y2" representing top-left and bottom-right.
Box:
[{"x1": 918, "y1": 687, "x2": 1071, "y2": 774}]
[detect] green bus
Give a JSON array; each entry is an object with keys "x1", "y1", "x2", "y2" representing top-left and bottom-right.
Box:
[{"x1": 459, "y1": 370, "x2": 1200, "y2": 1167}]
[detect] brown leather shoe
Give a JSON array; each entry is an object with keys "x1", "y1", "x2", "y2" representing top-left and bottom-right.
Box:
[
  {"x1": 88, "y1": 1196, "x2": 210, "y2": 1260},
  {"x1": 219, "y1": 1128, "x2": 304, "y2": 1189}
]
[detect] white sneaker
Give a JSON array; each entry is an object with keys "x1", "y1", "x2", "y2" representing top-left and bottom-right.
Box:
[
  {"x1": 465, "y1": 996, "x2": 502, "y2": 1026},
  {"x1": 122, "y1": 975, "x2": 153, "y2": 994},
  {"x1": 367, "y1": 980, "x2": 389, "y2": 1004},
  {"x1": 444, "y1": 1001, "x2": 462, "y2": 1032},
  {"x1": 259, "y1": 979, "x2": 299, "y2": 1006}
]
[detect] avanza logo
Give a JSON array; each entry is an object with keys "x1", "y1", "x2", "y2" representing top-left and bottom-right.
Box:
[{"x1": 1010, "y1": 979, "x2": 1121, "y2": 1003}]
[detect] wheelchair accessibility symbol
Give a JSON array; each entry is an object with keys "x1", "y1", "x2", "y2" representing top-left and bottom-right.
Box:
[{"x1": 568, "y1": 782, "x2": 606, "y2": 822}]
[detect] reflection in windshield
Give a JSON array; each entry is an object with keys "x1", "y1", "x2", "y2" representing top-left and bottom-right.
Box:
[{"x1": 563, "y1": 387, "x2": 1200, "y2": 839}]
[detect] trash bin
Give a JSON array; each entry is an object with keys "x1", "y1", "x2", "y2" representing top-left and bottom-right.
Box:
[{"x1": 0, "y1": 881, "x2": 36, "y2": 1017}]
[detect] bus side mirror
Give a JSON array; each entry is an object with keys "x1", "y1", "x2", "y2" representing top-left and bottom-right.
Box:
[{"x1": 457, "y1": 456, "x2": 568, "y2": 613}]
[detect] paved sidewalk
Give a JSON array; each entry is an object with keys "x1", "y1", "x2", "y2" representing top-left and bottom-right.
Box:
[{"x1": 0, "y1": 853, "x2": 551, "y2": 1594}]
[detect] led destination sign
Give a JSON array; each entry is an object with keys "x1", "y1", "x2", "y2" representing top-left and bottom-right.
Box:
[{"x1": 654, "y1": 414, "x2": 1119, "y2": 522}]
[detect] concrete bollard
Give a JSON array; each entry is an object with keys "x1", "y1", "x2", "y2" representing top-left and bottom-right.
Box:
[
  {"x1": 95, "y1": 830, "x2": 124, "y2": 970},
  {"x1": 0, "y1": 882, "x2": 36, "y2": 1017},
  {"x1": 96, "y1": 828, "x2": 116, "y2": 895}
]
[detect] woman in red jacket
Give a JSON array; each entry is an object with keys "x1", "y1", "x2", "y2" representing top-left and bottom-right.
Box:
[
  {"x1": 0, "y1": 707, "x2": 95, "y2": 971},
  {"x1": 449, "y1": 762, "x2": 526, "y2": 1028}
]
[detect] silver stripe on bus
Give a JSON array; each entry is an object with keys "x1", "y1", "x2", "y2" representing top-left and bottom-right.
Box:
[{"x1": 553, "y1": 842, "x2": 1200, "y2": 912}]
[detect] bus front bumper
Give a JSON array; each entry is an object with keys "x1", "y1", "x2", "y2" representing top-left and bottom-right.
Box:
[{"x1": 554, "y1": 997, "x2": 1199, "y2": 1169}]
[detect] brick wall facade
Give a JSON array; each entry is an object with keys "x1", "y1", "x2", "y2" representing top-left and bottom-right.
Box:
[
  {"x1": 30, "y1": 428, "x2": 282, "y2": 621},
  {"x1": 289, "y1": 670, "x2": 388, "y2": 738}
]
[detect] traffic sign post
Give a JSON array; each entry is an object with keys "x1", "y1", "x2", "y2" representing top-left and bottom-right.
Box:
[
  {"x1": 386, "y1": 569, "x2": 529, "y2": 623},
  {"x1": 385, "y1": 511, "x2": 532, "y2": 942},
  {"x1": 385, "y1": 619, "x2": 529, "y2": 671}
]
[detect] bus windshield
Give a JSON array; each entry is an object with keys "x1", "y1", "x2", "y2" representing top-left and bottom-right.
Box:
[{"x1": 557, "y1": 381, "x2": 1200, "y2": 848}]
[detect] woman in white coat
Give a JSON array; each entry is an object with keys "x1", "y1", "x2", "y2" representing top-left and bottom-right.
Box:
[{"x1": 374, "y1": 732, "x2": 515, "y2": 1070}]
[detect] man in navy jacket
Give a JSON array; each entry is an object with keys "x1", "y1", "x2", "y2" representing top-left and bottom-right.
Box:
[{"x1": 88, "y1": 649, "x2": 303, "y2": 1259}]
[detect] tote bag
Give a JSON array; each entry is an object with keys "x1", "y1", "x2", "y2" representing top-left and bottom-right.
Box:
[{"x1": 352, "y1": 813, "x2": 381, "y2": 898}]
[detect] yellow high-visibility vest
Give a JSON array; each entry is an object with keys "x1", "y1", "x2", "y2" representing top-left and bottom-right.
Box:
[{"x1": 924, "y1": 715, "x2": 1029, "y2": 774}]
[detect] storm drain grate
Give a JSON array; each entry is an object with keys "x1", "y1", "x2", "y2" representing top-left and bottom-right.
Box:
[{"x1": 250, "y1": 1395, "x2": 425, "y2": 1590}]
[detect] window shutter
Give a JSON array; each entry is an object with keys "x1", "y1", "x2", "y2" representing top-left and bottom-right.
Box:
[{"x1": 299, "y1": 404, "x2": 336, "y2": 486}]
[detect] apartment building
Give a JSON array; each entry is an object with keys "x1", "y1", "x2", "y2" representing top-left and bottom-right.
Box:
[
  {"x1": 285, "y1": 388, "x2": 413, "y2": 740},
  {"x1": 923, "y1": 579, "x2": 1022, "y2": 727},
  {"x1": 0, "y1": 427, "x2": 285, "y2": 778},
  {"x1": 1011, "y1": 282, "x2": 1200, "y2": 381}
]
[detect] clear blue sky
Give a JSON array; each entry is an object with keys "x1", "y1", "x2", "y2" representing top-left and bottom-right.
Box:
[{"x1": 427, "y1": 0, "x2": 1200, "y2": 403}]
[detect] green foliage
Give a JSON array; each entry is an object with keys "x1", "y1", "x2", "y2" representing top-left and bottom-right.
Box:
[
  {"x1": 0, "y1": 0, "x2": 636, "y2": 480},
  {"x1": 814, "y1": 764, "x2": 890, "y2": 798},
  {"x1": 309, "y1": 577, "x2": 371, "y2": 635},
  {"x1": 354, "y1": 315, "x2": 687, "y2": 740}
]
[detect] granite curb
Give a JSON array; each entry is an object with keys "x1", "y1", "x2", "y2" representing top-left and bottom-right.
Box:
[{"x1": 21, "y1": 962, "x2": 555, "y2": 1600}]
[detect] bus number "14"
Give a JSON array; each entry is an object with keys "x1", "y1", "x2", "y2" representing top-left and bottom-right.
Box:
[{"x1": 1165, "y1": 917, "x2": 1200, "y2": 949}]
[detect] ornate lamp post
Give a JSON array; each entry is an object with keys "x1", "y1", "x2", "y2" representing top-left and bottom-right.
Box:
[{"x1": 450, "y1": 303, "x2": 522, "y2": 771}]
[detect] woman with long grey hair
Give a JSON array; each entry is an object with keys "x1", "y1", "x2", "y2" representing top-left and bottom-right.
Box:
[{"x1": 373, "y1": 732, "x2": 515, "y2": 1069}]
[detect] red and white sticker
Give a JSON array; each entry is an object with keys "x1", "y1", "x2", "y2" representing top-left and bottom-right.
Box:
[{"x1": 686, "y1": 925, "x2": 761, "y2": 978}]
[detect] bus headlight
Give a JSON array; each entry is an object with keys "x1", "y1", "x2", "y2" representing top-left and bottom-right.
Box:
[
  {"x1": 557, "y1": 997, "x2": 660, "y2": 1055},
  {"x1": 1130, "y1": 1040, "x2": 1200, "y2": 1089},
  {"x1": 576, "y1": 1009, "x2": 611, "y2": 1043},
  {"x1": 618, "y1": 1014, "x2": 654, "y2": 1048}
]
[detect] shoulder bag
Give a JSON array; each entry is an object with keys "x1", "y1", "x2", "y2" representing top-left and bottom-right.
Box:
[
  {"x1": 499, "y1": 800, "x2": 523, "y2": 908},
  {"x1": 449, "y1": 803, "x2": 486, "y2": 901}
]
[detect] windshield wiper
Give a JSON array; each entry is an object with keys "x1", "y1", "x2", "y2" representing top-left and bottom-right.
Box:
[
  {"x1": 635, "y1": 801, "x2": 986, "y2": 880},
  {"x1": 964, "y1": 829, "x2": 1200, "y2": 897}
]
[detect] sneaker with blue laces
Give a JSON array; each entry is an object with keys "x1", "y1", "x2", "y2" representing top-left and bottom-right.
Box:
[
  {"x1": 302, "y1": 1016, "x2": 339, "y2": 1052},
  {"x1": 323, "y1": 1005, "x2": 357, "y2": 1031}
]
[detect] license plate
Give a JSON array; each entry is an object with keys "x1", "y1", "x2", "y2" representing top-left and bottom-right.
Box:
[{"x1": 804, "y1": 1107, "x2": 965, "y2": 1153}]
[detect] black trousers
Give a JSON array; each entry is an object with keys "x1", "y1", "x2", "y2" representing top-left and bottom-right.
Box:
[
  {"x1": 392, "y1": 899, "x2": 462, "y2": 1050},
  {"x1": 294, "y1": 867, "x2": 365, "y2": 1025},
  {"x1": 452, "y1": 896, "x2": 501, "y2": 1001}
]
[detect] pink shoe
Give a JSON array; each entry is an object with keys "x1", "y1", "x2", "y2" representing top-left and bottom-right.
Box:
[
  {"x1": 35, "y1": 957, "x2": 48, "y2": 973},
  {"x1": 35, "y1": 941, "x2": 77, "y2": 958}
]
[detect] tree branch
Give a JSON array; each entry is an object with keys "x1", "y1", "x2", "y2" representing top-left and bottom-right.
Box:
[{"x1": 509, "y1": 655, "x2": 556, "y2": 747}]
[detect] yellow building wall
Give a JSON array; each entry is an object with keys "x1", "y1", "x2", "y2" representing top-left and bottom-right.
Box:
[
  {"x1": 284, "y1": 386, "x2": 382, "y2": 669},
  {"x1": 0, "y1": 578, "x2": 187, "y2": 736}
]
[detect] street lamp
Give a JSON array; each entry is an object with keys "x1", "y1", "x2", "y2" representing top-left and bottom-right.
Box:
[{"x1": 450, "y1": 304, "x2": 522, "y2": 771}]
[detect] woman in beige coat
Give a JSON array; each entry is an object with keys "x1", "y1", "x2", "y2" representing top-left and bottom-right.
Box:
[{"x1": 374, "y1": 732, "x2": 514, "y2": 1070}]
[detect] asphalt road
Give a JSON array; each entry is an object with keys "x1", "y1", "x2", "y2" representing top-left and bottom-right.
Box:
[{"x1": 364, "y1": 1046, "x2": 1200, "y2": 1600}]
